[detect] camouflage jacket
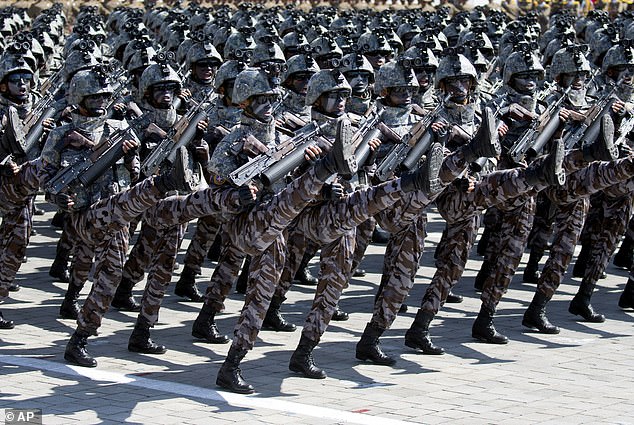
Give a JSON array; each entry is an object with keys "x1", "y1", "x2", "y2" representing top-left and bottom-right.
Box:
[
  {"x1": 346, "y1": 92, "x2": 373, "y2": 115},
  {"x1": 209, "y1": 113, "x2": 288, "y2": 198},
  {"x1": 183, "y1": 77, "x2": 218, "y2": 107},
  {"x1": 39, "y1": 112, "x2": 139, "y2": 212},
  {"x1": 205, "y1": 97, "x2": 242, "y2": 152},
  {"x1": 275, "y1": 89, "x2": 311, "y2": 122},
  {"x1": 0, "y1": 93, "x2": 41, "y2": 163}
]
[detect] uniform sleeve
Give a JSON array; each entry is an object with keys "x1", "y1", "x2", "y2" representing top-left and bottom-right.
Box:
[{"x1": 38, "y1": 126, "x2": 65, "y2": 185}]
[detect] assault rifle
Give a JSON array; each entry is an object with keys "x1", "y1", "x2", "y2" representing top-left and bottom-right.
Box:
[
  {"x1": 229, "y1": 120, "x2": 329, "y2": 187},
  {"x1": 508, "y1": 87, "x2": 571, "y2": 163},
  {"x1": 562, "y1": 82, "x2": 620, "y2": 150},
  {"x1": 45, "y1": 116, "x2": 146, "y2": 196},
  {"x1": 374, "y1": 95, "x2": 449, "y2": 181},
  {"x1": 140, "y1": 93, "x2": 214, "y2": 177}
]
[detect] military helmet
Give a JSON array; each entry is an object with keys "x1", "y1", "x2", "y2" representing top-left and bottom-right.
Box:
[
  {"x1": 550, "y1": 45, "x2": 592, "y2": 80},
  {"x1": 64, "y1": 41, "x2": 102, "y2": 81},
  {"x1": 589, "y1": 26, "x2": 619, "y2": 67},
  {"x1": 374, "y1": 60, "x2": 419, "y2": 95},
  {"x1": 186, "y1": 41, "x2": 223, "y2": 70},
  {"x1": 67, "y1": 67, "x2": 113, "y2": 106},
  {"x1": 232, "y1": 67, "x2": 281, "y2": 104},
  {"x1": 435, "y1": 53, "x2": 478, "y2": 89},
  {"x1": 305, "y1": 69, "x2": 352, "y2": 106},
  {"x1": 138, "y1": 52, "x2": 181, "y2": 101},
  {"x1": 224, "y1": 29, "x2": 256, "y2": 60},
  {"x1": 214, "y1": 59, "x2": 248, "y2": 92},
  {"x1": 503, "y1": 47, "x2": 545, "y2": 84},
  {"x1": 282, "y1": 53, "x2": 320, "y2": 86},
  {"x1": 357, "y1": 32, "x2": 392, "y2": 54},
  {"x1": 602, "y1": 43, "x2": 634, "y2": 74},
  {"x1": 402, "y1": 46, "x2": 439, "y2": 70},
  {"x1": 123, "y1": 39, "x2": 157, "y2": 73},
  {"x1": 339, "y1": 52, "x2": 375, "y2": 83},
  {"x1": 250, "y1": 42, "x2": 285, "y2": 67},
  {"x1": 310, "y1": 36, "x2": 343, "y2": 61},
  {"x1": 281, "y1": 32, "x2": 310, "y2": 58},
  {"x1": 0, "y1": 53, "x2": 34, "y2": 84}
]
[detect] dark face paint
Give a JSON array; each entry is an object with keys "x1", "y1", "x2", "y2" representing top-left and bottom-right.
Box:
[
  {"x1": 386, "y1": 86, "x2": 415, "y2": 107},
  {"x1": 511, "y1": 71, "x2": 541, "y2": 95},
  {"x1": 444, "y1": 75, "x2": 473, "y2": 104},
  {"x1": 81, "y1": 93, "x2": 110, "y2": 116},
  {"x1": 247, "y1": 94, "x2": 279, "y2": 121},
  {"x1": 317, "y1": 90, "x2": 349, "y2": 117},
  {"x1": 193, "y1": 60, "x2": 218, "y2": 84},
  {"x1": 345, "y1": 71, "x2": 370, "y2": 95},
  {"x1": 289, "y1": 72, "x2": 313, "y2": 95},
  {"x1": 559, "y1": 71, "x2": 589, "y2": 90},
  {"x1": 5, "y1": 72, "x2": 32, "y2": 102},
  {"x1": 150, "y1": 82, "x2": 178, "y2": 108}
]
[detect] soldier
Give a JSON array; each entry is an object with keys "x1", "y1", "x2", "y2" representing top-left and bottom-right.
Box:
[
  {"x1": 180, "y1": 35, "x2": 222, "y2": 107},
  {"x1": 38, "y1": 68, "x2": 198, "y2": 367},
  {"x1": 207, "y1": 67, "x2": 446, "y2": 393},
  {"x1": 176, "y1": 60, "x2": 245, "y2": 299},
  {"x1": 0, "y1": 46, "x2": 54, "y2": 294}
]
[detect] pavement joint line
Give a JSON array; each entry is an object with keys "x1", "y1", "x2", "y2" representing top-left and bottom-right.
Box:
[{"x1": 0, "y1": 355, "x2": 419, "y2": 425}]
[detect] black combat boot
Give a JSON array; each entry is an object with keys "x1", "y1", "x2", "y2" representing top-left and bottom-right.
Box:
[
  {"x1": 474, "y1": 259, "x2": 492, "y2": 292},
  {"x1": 619, "y1": 279, "x2": 634, "y2": 309},
  {"x1": 49, "y1": 244, "x2": 70, "y2": 283},
  {"x1": 51, "y1": 210, "x2": 66, "y2": 229},
  {"x1": 314, "y1": 118, "x2": 358, "y2": 180},
  {"x1": 111, "y1": 277, "x2": 141, "y2": 311},
  {"x1": 523, "y1": 251, "x2": 542, "y2": 284},
  {"x1": 235, "y1": 256, "x2": 250, "y2": 295},
  {"x1": 355, "y1": 322, "x2": 396, "y2": 366},
  {"x1": 216, "y1": 344, "x2": 255, "y2": 394},
  {"x1": 568, "y1": 280, "x2": 605, "y2": 322},
  {"x1": 64, "y1": 330, "x2": 97, "y2": 367},
  {"x1": 404, "y1": 309, "x2": 445, "y2": 355},
  {"x1": 207, "y1": 233, "x2": 222, "y2": 262},
  {"x1": 477, "y1": 227, "x2": 492, "y2": 256},
  {"x1": 289, "y1": 334, "x2": 327, "y2": 379},
  {"x1": 293, "y1": 252, "x2": 318, "y2": 285},
  {"x1": 524, "y1": 138, "x2": 566, "y2": 187},
  {"x1": 192, "y1": 303, "x2": 229, "y2": 344},
  {"x1": 153, "y1": 147, "x2": 196, "y2": 194},
  {"x1": 331, "y1": 303, "x2": 349, "y2": 321},
  {"x1": 59, "y1": 280, "x2": 83, "y2": 320},
  {"x1": 522, "y1": 292, "x2": 560, "y2": 334},
  {"x1": 463, "y1": 106, "x2": 501, "y2": 163},
  {"x1": 262, "y1": 295, "x2": 296, "y2": 332},
  {"x1": 371, "y1": 226, "x2": 390, "y2": 244},
  {"x1": 613, "y1": 235, "x2": 634, "y2": 269},
  {"x1": 174, "y1": 266, "x2": 204, "y2": 302},
  {"x1": 572, "y1": 243, "x2": 591, "y2": 278},
  {"x1": 472, "y1": 305, "x2": 509, "y2": 344},
  {"x1": 400, "y1": 142, "x2": 445, "y2": 195},
  {"x1": 128, "y1": 317, "x2": 167, "y2": 354},
  {"x1": 582, "y1": 113, "x2": 617, "y2": 162},
  {"x1": 446, "y1": 291, "x2": 463, "y2": 303},
  {"x1": 0, "y1": 311, "x2": 14, "y2": 329}
]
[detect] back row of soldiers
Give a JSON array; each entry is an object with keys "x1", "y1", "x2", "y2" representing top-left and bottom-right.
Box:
[{"x1": 1, "y1": 1, "x2": 634, "y2": 395}]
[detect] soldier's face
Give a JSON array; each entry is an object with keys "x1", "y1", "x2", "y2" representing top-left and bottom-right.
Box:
[
  {"x1": 512, "y1": 71, "x2": 541, "y2": 95},
  {"x1": 612, "y1": 64, "x2": 634, "y2": 86},
  {"x1": 81, "y1": 93, "x2": 110, "y2": 116},
  {"x1": 386, "y1": 86, "x2": 415, "y2": 107},
  {"x1": 364, "y1": 50, "x2": 393, "y2": 70},
  {"x1": 247, "y1": 94, "x2": 279, "y2": 121},
  {"x1": 318, "y1": 90, "x2": 349, "y2": 117},
  {"x1": 559, "y1": 71, "x2": 589, "y2": 90},
  {"x1": 289, "y1": 72, "x2": 313, "y2": 95},
  {"x1": 6, "y1": 72, "x2": 32, "y2": 101},
  {"x1": 151, "y1": 83, "x2": 178, "y2": 108},
  {"x1": 415, "y1": 67, "x2": 435, "y2": 91},
  {"x1": 194, "y1": 60, "x2": 218, "y2": 84},
  {"x1": 443, "y1": 75, "x2": 473, "y2": 104},
  {"x1": 345, "y1": 71, "x2": 370, "y2": 95}
]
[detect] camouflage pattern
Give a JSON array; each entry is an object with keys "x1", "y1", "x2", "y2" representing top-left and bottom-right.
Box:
[
  {"x1": 182, "y1": 214, "x2": 223, "y2": 275},
  {"x1": 232, "y1": 67, "x2": 281, "y2": 105},
  {"x1": 420, "y1": 168, "x2": 537, "y2": 315},
  {"x1": 0, "y1": 160, "x2": 40, "y2": 300},
  {"x1": 305, "y1": 69, "x2": 352, "y2": 106},
  {"x1": 435, "y1": 54, "x2": 477, "y2": 89},
  {"x1": 374, "y1": 61, "x2": 419, "y2": 95},
  {"x1": 536, "y1": 158, "x2": 634, "y2": 299},
  {"x1": 203, "y1": 231, "x2": 247, "y2": 313},
  {"x1": 549, "y1": 45, "x2": 592, "y2": 80}
]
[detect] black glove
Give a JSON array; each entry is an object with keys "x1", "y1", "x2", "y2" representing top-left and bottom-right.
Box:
[
  {"x1": 321, "y1": 182, "x2": 344, "y2": 200},
  {"x1": 237, "y1": 186, "x2": 256, "y2": 207},
  {"x1": 47, "y1": 192, "x2": 74, "y2": 211}
]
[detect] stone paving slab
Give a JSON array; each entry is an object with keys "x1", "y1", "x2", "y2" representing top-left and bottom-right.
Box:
[{"x1": 1, "y1": 197, "x2": 634, "y2": 424}]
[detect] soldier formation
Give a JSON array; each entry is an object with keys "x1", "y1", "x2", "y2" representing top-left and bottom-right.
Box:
[{"x1": 1, "y1": 0, "x2": 634, "y2": 395}]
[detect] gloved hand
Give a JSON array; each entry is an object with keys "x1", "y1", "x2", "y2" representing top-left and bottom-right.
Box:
[
  {"x1": 48, "y1": 192, "x2": 75, "y2": 211},
  {"x1": 237, "y1": 185, "x2": 257, "y2": 207},
  {"x1": 321, "y1": 182, "x2": 344, "y2": 200},
  {"x1": 193, "y1": 139, "x2": 210, "y2": 165}
]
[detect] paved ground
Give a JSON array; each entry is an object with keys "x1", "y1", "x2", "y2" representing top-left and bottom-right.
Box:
[{"x1": 1, "y1": 196, "x2": 634, "y2": 425}]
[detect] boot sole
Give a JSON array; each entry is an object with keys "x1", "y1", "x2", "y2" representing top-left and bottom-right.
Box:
[
  {"x1": 128, "y1": 345, "x2": 167, "y2": 355},
  {"x1": 568, "y1": 306, "x2": 605, "y2": 323},
  {"x1": 64, "y1": 353, "x2": 97, "y2": 368},
  {"x1": 191, "y1": 330, "x2": 230, "y2": 344},
  {"x1": 288, "y1": 364, "x2": 328, "y2": 379},
  {"x1": 355, "y1": 353, "x2": 397, "y2": 366},
  {"x1": 424, "y1": 143, "x2": 444, "y2": 194},
  {"x1": 403, "y1": 340, "x2": 445, "y2": 355},
  {"x1": 521, "y1": 319, "x2": 560, "y2": 334},
  {"x1": 216, "y1": 380, "x2": 255, "y2": 394},
  {"x1": 472, "y1": 333, "x2": 509, "y2": 344},
  {"x1": 333, "y1": 119, "x2": 358, "y2": 175}
]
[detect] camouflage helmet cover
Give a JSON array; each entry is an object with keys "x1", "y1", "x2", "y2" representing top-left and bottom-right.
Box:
[
  {"x1": 138, "y1": 52, "x2": 181, "y2": 101},
  {"x1": 305, "y1": 69, "x2": 352, "y2": 105},
  {"x1": 214, "y1": 59, "x2": 247, "y2": 92},
  {"x1": 67, "y1": 67, "x2": 113, "y2": 105},
  {"x1": 434, "y1": 53, "x2": 478, "y2": 89},
  {"x1": 374, "y1": 60, "x2": 419, "y2": 94},
  {"x1": 232, "y1": 67, "x2": 282, "y2": 104},
  {"x1": 339, "y1": 52, "x2": 374, "y2": 82},
  {"x1": 602, "y1": 43, "x2": 634, "y2": 74},
  {"x1": 282, "y1": 53, "x2": 320, "y2": 85},
  {"x1": 503, "y1": 46, "x2": 545, "y2": 84},
  {"x1": 549, "y1": 45, "x2": 592, "y2": 79}
]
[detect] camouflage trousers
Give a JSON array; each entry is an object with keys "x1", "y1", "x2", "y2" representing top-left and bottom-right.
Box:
[
  {"x1": 73, "y1": 178, "x2": 246, "y2": 335},
  {"x1": 272, "y1": 225, "x2": 319, "y2": 301},
  {"x1": 580, "y1": 191, "x2": 633, "y2": 288},
  {"x1": 72, "y1": 178, "x2": 166, "y2": 335},
  {"x1": 203, "y1": 230, "x2": 247, "y2": 313},
  {"x1": 421, "y1": 168, "x2": 534, "y2": 314},
  {"x1": 526, "y1": 191, "x2": 555, "y2": 258},
  {"x1": 0, "y1": 160, "x2": 41, "y2": 300},
  {"x1": 352, "y1": 217, "x2": 376, "y2": 271},
  {"x1": 537, "y1": 158, "x2": 634, "y2": 298},
  {"x1": 183, "y1": 214, "x2": 224, "y2": 274},
  {"x1": 480, "y1": 194, "x2": 536, "y2": 310}
]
